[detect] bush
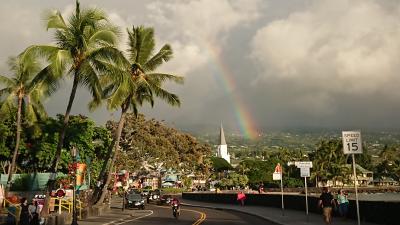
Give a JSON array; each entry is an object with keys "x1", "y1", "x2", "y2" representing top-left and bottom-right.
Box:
[
  {"x1": 161, "y1": 187, "x2": 185, "y2": 194},
  {"x1": 10, "y1": 174, "x2": 32, "y2": 191}
]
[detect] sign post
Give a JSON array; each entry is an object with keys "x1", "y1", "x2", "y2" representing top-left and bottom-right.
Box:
[
  {"x1": 273, "y1": 163, "x2": 284, "y2": 216},
  {"x1": 342, "y1": 131, "x2": 362, "y2": 225},
  {"x1": 293, "y1": 161, "x2": 312, "y2": 221}
]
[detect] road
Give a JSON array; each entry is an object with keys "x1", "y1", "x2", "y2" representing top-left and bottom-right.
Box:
[{"x1": 117, "y1": 204, "x2": 277, "y2": 225}]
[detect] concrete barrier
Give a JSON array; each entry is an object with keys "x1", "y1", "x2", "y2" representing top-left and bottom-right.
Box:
[{"x1": 182, "y1": 192, "x2": 400, "y2": 225}]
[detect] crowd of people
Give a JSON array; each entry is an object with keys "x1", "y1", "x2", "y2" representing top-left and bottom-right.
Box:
[{"x1": 318, "y1": 187, "x2": 350, "y2": 224}]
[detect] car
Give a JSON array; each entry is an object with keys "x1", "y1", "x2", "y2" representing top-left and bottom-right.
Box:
[
  {"x1": 125, "y1": 193, "x2": 145, "y2": 210},
  {"x1": 141, "y1": 189, "x2": 150, "y2": 198},
  {"x1": 158, "y1": 194, "x2": 173, "y2": 205},
  {"x1": 147, "y1": 189, "x2": 161, "y2": 203}
]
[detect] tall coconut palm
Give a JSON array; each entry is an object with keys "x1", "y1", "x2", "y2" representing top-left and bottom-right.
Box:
[
  {"x1": 0, "y1": 54, "x2": 50, "y2": 192},
  {"x1": 92, "y1": 26, "x2": 183, "y2": 205},
  {"x1": 24, "y1": 0, "x2": 121, "y2": 215},
  {"x1": 25, "y1": 0, "x2": 120, "y2": 175}
]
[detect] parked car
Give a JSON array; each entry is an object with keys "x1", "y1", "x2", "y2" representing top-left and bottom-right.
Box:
[{"x1": 125, "y1": 193, "x2": 145, "y2": 210}]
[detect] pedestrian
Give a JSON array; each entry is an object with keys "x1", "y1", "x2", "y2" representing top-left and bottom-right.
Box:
[
  {"x1": 237, "y1": 191, "x2": 246, "y2": 206},
  {"x1": 336, "y1": 189, "x2": 349, "y2": 219},
  {"x1": 318, "y1": 187, "x2": 336, "y2": 224},
  {"x1": 258, "y1": 183, "x2": 264, "y2": 194},
  {"x1": 19, "y1": 198, "x2": 30, "y2": 225},
  {"x1": 29, "y1": 200, "x2": 40, "y2": 225}
]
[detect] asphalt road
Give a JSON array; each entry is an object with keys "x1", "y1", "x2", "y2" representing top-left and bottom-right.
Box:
[{"x1": 121, "y1": 203, "x2": 277, "y2": 225}]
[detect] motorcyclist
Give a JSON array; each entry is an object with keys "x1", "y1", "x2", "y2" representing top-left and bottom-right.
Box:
[{"x1": 171, "y1": 197, "x2": 181, "y2": 216}]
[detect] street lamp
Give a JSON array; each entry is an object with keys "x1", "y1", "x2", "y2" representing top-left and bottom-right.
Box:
[{"x1": 71, "y1": 146, "x2": 78, "y2": 225}]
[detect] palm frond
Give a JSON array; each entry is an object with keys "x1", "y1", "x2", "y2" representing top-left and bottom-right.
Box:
[
  {"x1": 143, "y1": 44, "x2": 173, "y2": 72},
  {"x1": 45, "y1": 10, "x2": 67, "y2": 30},
  {"x1": 129, "y1": 26, "x2": 155, "y2": 65},
  {"x1": 146, "y1": 73, "x2": 184, "y2": 85},
  {"x1": 0, "y1": 75, "x2": 16, "y2": 87}
]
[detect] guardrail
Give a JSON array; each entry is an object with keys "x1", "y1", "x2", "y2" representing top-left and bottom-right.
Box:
[
  {"x1": 1, "y1": 197, "x2": 21, "y2": 224},
  {"x1": 50, "y1": 197, "x2": 82, "y2": 218}
]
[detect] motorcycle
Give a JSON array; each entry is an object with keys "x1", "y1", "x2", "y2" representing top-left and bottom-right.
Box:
[{"x1": 172, "y1": 203, "x2": 180, "y2": 219}]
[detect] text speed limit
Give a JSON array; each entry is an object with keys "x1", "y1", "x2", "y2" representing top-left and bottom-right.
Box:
[{"x1": 342, "y1": 131, "x2": 362, "y2": 154}]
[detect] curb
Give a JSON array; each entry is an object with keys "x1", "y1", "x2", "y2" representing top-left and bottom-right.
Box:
[{"x1": 181, "y1": 202, "x2": 283, "y2": 225}]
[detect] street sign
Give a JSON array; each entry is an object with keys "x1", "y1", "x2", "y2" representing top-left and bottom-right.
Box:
[
  {"x1": 273, "y1": 172, "x2": 282, "y2": 180},
  {"x1": 300, "y1": 167, "x2": 310, "y2": 177},
  {"x1": 295, "y1": 161, "x2": 313, "y2": 168},
  {"x1": 273, "y1": 163, "x2": 282, "y2": 180},
  {"x1": 342, "y1": 131, "x2": 363, "y2": 154}
]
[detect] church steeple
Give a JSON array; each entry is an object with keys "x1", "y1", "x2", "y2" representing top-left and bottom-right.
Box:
[{"x1": 220, "y1": 123, "x2": 226, "y2": 145}]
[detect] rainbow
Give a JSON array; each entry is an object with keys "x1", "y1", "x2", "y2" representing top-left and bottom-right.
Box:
[{"x1": 206, "y1": 41, "x2": 259, "y2": 139}]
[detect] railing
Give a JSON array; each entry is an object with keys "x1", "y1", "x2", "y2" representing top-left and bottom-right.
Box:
[
  {"x1": 1, "y1": 197, "x2": 21, "y2": 223},
  {"x1": 50, "y1": 197, "x2": 82, "y2": 219}
]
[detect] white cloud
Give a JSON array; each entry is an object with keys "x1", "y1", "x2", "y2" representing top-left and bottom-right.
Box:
[
  {"x1": 144, "y1": 0, "x2": 262, "y2": 75},
  {"x1": 251, "y1": 0, "x2": 400, "y2": 98}
]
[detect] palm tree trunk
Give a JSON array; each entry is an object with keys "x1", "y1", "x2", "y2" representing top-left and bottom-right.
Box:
[
  {"x1": 5, "y1": 95, "x2": 23, "y2": 194},
  {"x1": 41, "y1": 75, "x2": 79, "y2": 217},
  {"x1": 95, "y1": 104, "x2": 128, "y2": 206}
]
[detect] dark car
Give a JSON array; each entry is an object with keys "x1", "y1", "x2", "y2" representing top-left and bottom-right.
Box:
[
  {"x1": 158, "y1": 194, "x2": 173, "y2": 205},
  {"x1": 125, "y1": 193, "x2": 145, "y2": 210},
  {"x1": 147, "y1": 189, "x2": 161, "y2": 203}
]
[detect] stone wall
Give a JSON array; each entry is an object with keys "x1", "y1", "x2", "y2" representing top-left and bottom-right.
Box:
[{"x1": 182, "y1": 192, "x2": 399, "y2": 225}]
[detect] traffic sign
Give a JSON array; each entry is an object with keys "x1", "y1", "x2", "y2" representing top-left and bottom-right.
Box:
[
  {"x1": 295, "y1": 161, "x2": 313, "y2": 168},
  {"x1": 300, "y1": 167, "x2": 310, "y2": 177},
  {"x1": 273, "y1": 163, "x2": 282, "y2": 180},
  {"x1": 342, "y1": 131, "x2": 362, "y2": 154},
  {"x1": 273, "y1": 172, "x2": 282, "y2": 180}
]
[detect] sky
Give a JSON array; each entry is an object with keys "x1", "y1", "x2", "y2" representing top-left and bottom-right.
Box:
[{"x1": 1, "y1": 0, "x2": 400, "y2": 136}]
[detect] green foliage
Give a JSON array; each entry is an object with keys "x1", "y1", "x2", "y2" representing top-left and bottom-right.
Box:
[
  {"x1": 239, "y1": 159, "x2": 279, "y2": 186},
  {"x1": 182, "y1": 176, "x2": 193, "y2": 189},
  {"x1": 161, "y1": 187, "x2": 185, "y2": 194},
  {"x1": 309, "y1": 139, "x2": 350, "y2": 186},
  {"x1": 10, "y1": 114, "x2": 112, "y2": 181},
  {"x1": 211, "y1": 157, "x2": 233, "y2": 172},
  {"x1": 112, "y1": 114, "x2": 212, "y2": 174},
  {"x1": 10, "y1": 174, "x2": 31, "y2": 191}
]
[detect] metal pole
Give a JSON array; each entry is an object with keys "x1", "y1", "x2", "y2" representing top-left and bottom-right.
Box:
[
  {"x1": 352, "y1": 154, "x2": 361, "y2": 225},
  {"x1": 280, "y1": 170, "x2": 284, "y2": 216},
  {"x1": 71, "y1": 150, "x2": 78, "y2": 225},
  {"x1": 305, "y1": 176, "x2": 309, "y2": 221}
]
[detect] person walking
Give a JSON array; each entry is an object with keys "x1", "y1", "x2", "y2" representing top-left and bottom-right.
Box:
[
  {"x1": 336, "y1": 189, "x2": 349, "y2": 219},
  {"x1": 19, "y1": 198, "x2": 31, "y2": 225},
  {"x1": 237, "y1": 191, "x2": 246, "y2": 206},
  {"x1": 318, "y1": 187, "x2": 336, "y2": 224}
]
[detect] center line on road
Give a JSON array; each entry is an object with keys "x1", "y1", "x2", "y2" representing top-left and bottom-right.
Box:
[{"x1": 154, "y1": 205, "x2": 206, "y2": 225}]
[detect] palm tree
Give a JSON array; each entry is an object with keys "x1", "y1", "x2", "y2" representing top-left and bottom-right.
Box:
[
  {"x1": 0, "y1": 54, "x2": 50, "y2": 192},
  {"x1": 25, "y1": 0, "x2": 120, "y2": 173},
  {"x1": 93, "y1": 26, "x2": 183, "y2": 205},
  {"x1": 24, "y1": 0, "x2": 121, "y2": 215}
]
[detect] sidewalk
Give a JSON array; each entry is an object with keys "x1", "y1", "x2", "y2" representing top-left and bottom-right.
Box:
[{"x1": 181, "y1": 199, "x2": 379, "y2": 225}]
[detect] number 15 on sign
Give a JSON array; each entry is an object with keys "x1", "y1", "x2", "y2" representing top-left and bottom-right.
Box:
[{"x1": 342, "y1": 131, "x2": 362, "y2": 154}]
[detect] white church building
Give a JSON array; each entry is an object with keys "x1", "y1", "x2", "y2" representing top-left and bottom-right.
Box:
[{"x1": 216, "y1": 124, "x2": 230, "y2": 164}]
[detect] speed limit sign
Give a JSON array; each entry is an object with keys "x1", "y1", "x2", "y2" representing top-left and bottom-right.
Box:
[{"x1": 342, "y1": 131, "x2": 362, "y2": 154}]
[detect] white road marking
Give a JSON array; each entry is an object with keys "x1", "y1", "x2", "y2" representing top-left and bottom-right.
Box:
[{"x1": 102, "y1": 210, "x2": 154, "y2": 225}]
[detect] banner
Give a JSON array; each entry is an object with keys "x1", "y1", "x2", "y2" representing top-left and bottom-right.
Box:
[{"x1": 76, "y1": 163, "x2": 86, "y2": 187}]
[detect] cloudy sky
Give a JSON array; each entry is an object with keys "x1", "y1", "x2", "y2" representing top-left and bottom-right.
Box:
[{"x1": 1, "y1": 0, "x2": 400, "y2": 134}]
